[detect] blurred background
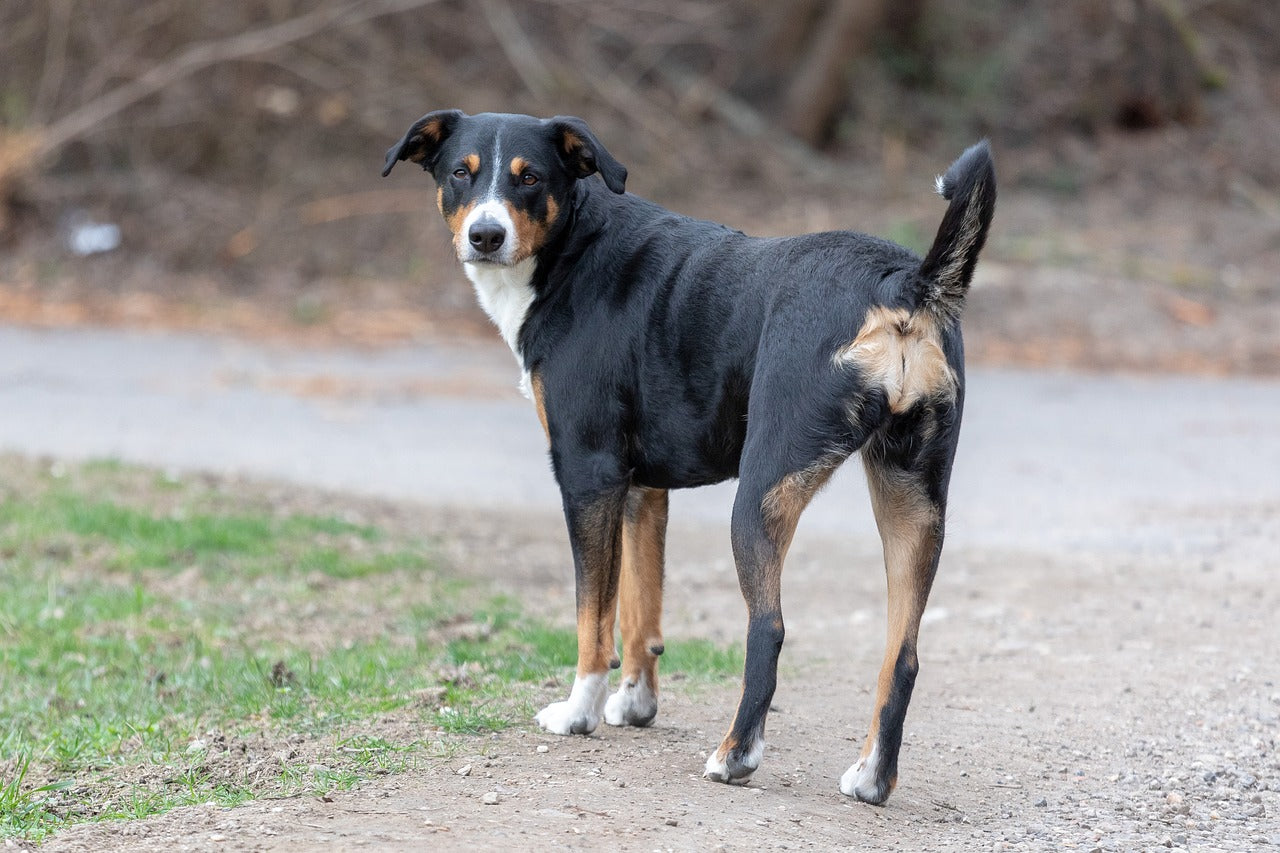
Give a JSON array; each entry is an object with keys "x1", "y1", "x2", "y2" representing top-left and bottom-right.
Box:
[{"x1": 1, "y1": 0, "x2": 1277, "y2": 372}]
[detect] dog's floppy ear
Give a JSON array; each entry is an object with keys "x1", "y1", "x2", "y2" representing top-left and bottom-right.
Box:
[
  {"x1": 546, "y1": 116, "x2": 627, "y2": 194},
  {"x1": 382, "y1": 110, "x2": 464, "y2": 177}
]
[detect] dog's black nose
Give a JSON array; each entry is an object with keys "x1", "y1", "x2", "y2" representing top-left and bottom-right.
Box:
[{"x1": 468, "y1": 221, "x2": 506, "y2": 254}]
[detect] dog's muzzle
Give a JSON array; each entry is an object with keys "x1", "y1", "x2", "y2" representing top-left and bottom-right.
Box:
[{"x1": 459, "y1": 201, "x2": 517, "y2": 265}]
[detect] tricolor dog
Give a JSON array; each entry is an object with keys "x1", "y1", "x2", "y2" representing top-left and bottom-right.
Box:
[{"x1": 383, "y1": 111, "x2": 995, "y2": 804}]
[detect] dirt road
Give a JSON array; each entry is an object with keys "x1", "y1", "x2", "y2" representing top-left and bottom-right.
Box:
[{"x1": 4, "y1": 326, "x2": 1278, "y2": 851}]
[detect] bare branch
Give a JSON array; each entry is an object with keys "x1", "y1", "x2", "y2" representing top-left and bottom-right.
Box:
[
  {"x1": 479, "y1": 0, "x2": 556, "y2": 98},
  {"x1": 34, "y1": 0, "x2": 445, "y2": 161},
  {"x1": 652, "y1": 62, "x2": 839, "y2": 179},
  {"x1": 31, "y1": 0, "x2": 73, "y2": 125},
  {"x1": 782, "y1": 0, "x2": 887, "y2": 146}
]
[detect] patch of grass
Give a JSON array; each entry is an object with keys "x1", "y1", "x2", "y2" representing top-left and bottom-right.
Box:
[
  {"x1": 0, "y1": 488, "x2": 390, "y2": 581},
  {"x1": 0, "y1": 456, "x2": 741, "y2": 841},
  {"x1": 0, "y1": 458, "x2": 449, "y2": 839},
  {"x1": 432, "y1": 702, "x2": 512, "y2": 736},
  {"x1": 0, "y1": 758, "x2": 67, "y2": 838},
  {"x1": 661, "y1": 637, "x2": 744, "y2": 681}
]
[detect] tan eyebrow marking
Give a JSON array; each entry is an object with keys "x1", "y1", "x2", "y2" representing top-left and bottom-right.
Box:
[
  {"x1": 462, "y1": 153, "x2": 480, "y2": 174},
  {"x1": 510, "y1": 156, "x2": 531, "y2": 176}
]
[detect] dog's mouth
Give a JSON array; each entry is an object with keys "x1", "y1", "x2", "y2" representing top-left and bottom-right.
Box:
[{"x1": 459, "y1": 250, "x2": 516, "y2": 267}]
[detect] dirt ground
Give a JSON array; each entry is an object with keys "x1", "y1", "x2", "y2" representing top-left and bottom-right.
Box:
[{"x1": 27, "y1": 482, "x2": 1279, "y2": 852}]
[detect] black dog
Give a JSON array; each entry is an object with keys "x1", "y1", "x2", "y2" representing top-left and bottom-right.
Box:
[{"x1": 383, "y1": 111, "x2": 994, "y2": 804}]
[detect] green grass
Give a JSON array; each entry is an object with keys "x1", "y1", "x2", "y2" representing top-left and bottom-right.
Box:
[
  {"x1": 661, "y1": 636, "x2": 744, "y2": 679},
  {"x1": 0, "y1": 486, "x2": 389, "y2": 581},
  {"x1": 0, "y1": 457, "x2": 742, "y2": 841}
]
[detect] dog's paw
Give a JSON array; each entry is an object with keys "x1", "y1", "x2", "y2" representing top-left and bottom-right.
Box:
[
  {"x1": 702, "y1": 737, "x2": 764, "y2": 786},
  {"x1": 839, "y1": 745, "x2": 891, "y2": 804},
  {"x1": 603, "y1": 675, "x2": 657, "y2": 727},
  {"x1": 535, "y1": 700, "x2": 599, "y2": 735},
  {"x1": 534, "y1": 673, "x2": 607, "y2": 735}
]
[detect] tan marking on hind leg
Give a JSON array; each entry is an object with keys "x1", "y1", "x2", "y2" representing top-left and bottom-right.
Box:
[
  {"x1": 760, "y1": 458, "x2": 841, "y2": 574},
  {"x1": 707, "y1": 457, "x2": 843, "y2": 782},
  {"x1": 841, "y1": 458, "x2": 941, "y2": 803}
]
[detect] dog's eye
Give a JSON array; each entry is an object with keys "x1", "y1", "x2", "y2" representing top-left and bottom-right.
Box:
[
  {"x1": 521, "y1": 172, "x2": 538, "y2": 186},
  {"x1": 452, "y1": 168, "x2": 469, "y2": 180}
]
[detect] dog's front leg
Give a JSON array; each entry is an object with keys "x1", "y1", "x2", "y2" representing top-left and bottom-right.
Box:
[
  {"x1": 605, "y1": 486, "x2": 668, "y2": 727},
  {"x1": 535, "y1": 471, "x2": 628, "y2": 736}
]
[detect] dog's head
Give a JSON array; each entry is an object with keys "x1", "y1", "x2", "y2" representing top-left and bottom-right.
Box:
[{"x1": 383, "y1": 111, "x2": 627, "y2": 267}]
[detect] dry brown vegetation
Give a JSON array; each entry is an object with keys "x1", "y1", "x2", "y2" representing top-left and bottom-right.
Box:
[{"x1": 0, "y1": 0, "x2": 1277, "y2": 364}]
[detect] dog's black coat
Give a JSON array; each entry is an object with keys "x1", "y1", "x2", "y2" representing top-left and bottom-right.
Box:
[
  {"x1": 383, "y1": 111, "x2": 995, "y2": 803},
  {"x1": 528, "y1": 186, "x2": 926, "y2": 492}
]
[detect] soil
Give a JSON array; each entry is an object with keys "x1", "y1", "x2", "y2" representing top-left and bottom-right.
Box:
[{"x1": 30, "y1": 486, "x2": 1280, "y2": 852}]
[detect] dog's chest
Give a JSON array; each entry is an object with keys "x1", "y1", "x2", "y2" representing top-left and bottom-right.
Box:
[{"x1": 464, "y1": 258, "x2": 537, "y2": 396}]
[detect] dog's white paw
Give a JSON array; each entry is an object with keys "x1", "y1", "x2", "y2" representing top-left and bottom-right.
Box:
[
  {"x1": 604, "y1": 674, "x2": 657, "y2": 727},
  {"x1": 703, "y1": 738, "x2": 763, "y2": 785},
  {"x1": 535, "y1": 673, "x2": 607, "y2": 735},
  {"x1": 839, "y1": 744, "x2": 889, "y2": 803},
  {"x1": 703, "y1": 750, "x2": 735, "y2": 783}
]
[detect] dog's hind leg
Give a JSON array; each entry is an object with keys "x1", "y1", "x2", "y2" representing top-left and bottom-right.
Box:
[
  {"x1": 840, "y1": 403, "x2": 958, "y2": 804},
  {"x1": 536, "y1": 469, "x2": 629, "y2": 736},
  {"x1": 703, "y1": 446, "x2": 845, "y2": 785},
  {"x1": 605, "y1": 486, "x2": 668, "y2": 727}
]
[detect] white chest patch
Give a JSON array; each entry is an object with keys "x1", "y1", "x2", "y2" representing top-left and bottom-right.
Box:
[{"x1": 463, "y1": 257, "x2": 536, "y2": 396}]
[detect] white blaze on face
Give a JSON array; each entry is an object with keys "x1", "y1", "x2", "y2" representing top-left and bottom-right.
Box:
[
  {"x1": 457, "y1": 127, "x2": 538, "y2": 390},
  {"x1": 456, "y1": 129, "x2": 518, "y2": 266}
]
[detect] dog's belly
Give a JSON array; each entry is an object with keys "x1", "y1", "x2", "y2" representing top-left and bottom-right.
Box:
[
  {"x1": 629, "y1": 449, "x2": 740, "y2": 491},
  {"x1": 627, "y1": 390, "x2": 748, "y2": 490}
]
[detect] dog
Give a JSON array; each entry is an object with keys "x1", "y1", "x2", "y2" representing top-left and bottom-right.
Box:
[{"x1": 383, "y1": 111, "x2": 994, "y2": 804}]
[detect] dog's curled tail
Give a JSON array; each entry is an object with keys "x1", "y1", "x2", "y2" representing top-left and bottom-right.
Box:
[{"x1": 916, "y1": 140, "x2": 996, "y2": 323}]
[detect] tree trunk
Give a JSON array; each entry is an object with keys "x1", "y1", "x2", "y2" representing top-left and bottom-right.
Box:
[
  {"x1": 781, "y1": 0, "x2": 888, "y2": 146},
  {"x1": 1114, "y1": 0, "x2": 1205, "y2": 128}
]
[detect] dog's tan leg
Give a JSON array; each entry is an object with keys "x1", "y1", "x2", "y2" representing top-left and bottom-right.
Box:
[
  {"x1": 840, "y1": 453, "x2": 944, "y2": 803},
  {"x1": 605, "y1": 486, "x2": 668, "y2": 727},
  {"x1": 536, "y1": 490, "x2": 626, "y2": 735}
]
